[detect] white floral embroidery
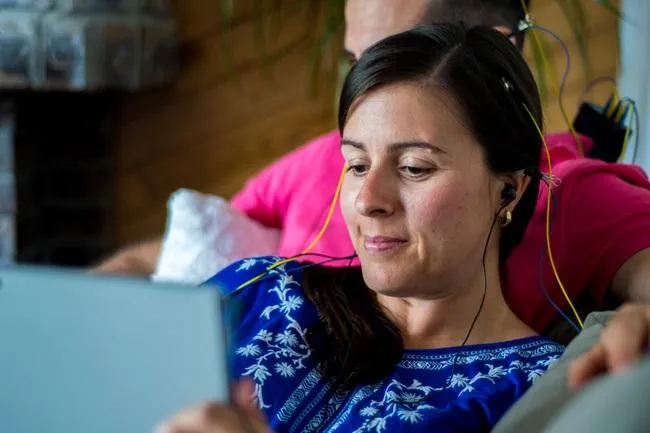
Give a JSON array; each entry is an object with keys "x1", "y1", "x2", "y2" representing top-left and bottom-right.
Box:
[
  {"x1": 236, "y1": 259, "x2": 312, "y2": 409},
  {"x1": 353, "y1": 379, "x2": 440, "y2": 433},
  {"x1": 353, "y1": 355, "x2": 559, "y2": 432},
  {"x1": 236, "y1": 258, "x2": 259, "y2": 272},
  {"x1": 275, "y1": 362, "x2": 296, "y2": 378},
  {"x1": 236, "y1": 344, "x2": 261, "y2": 357},
  {"x1": 276, "y1": 330, "x2": 299, "y2": 347},
  {"x1": 360, "y1": 407, "x2": 378, "y2": 417},
  {"x1": 231, "y1": 257, "x2": 564, "y2": 432}
]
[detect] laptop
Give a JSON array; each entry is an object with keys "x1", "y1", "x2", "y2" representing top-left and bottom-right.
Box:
[{"x1": 0, "y1": 265, "x2": 231, "y2": 433}]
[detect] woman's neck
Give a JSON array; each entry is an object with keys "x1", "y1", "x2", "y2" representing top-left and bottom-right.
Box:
[{"x1": 377, "y1": 269, "x2": 535, "y2": 350}]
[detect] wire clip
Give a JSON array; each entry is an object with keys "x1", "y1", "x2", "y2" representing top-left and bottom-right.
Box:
[{"x1": 541, "y1": 173, "x2": 561, "y2": 189}]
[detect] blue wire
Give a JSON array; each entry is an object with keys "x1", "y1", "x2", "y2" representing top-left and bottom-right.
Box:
[
  {"x1": 538, "y1": 188, "x2": 581, "y2": 333},
  {"x1": 225, "y1": 253, "x2": 358, "y2": 298},
  {"x1": 524, "y1": 24, "x2": 582, "y2": 332},
  {"x1": 530, "y1": 25, "x2": 571, "y2": 121},
  {"x1": 576, "y1": 76, "x2": 618, "y2": 112}
]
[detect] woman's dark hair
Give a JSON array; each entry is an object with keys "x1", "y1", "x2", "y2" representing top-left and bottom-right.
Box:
[{"x1": 304, "y1": 23, "x2": 544, "y2": 389}]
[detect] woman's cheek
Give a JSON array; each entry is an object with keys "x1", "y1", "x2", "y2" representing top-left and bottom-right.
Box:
[
  {"x1": 403, "y1": 183, "x2": 469, "y2": 231},
  {"x1": 339, "y1": 178, "x2": 360, "y2": 235}
]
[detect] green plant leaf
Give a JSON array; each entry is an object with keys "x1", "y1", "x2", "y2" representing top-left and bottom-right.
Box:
[
  {"x1": 594, "y1": 0, "x2": 624, "y2": 19},
  {"x1": 216, "y1": 0, "x2": 624, "y2": 111},
  {"x1": 555, "y1": 0, "x2": 592, "y2": 79},
  {"x1": 529, "y1": 32, "x2": 549, "y2": 103},
  {"x1": 219, "y1": 0, "x2": 237, "y2": 83},
  {"x1": 221, "y1": 0, "x2": 233, "y2": 22},
  {"x1": 253, "y1": 0, "x2": 273, "y2": 79},
  {"x1": 308, "y1": 0, "x2": 344, "y2": 96},
  {"x1": 333, "y1": 55, "x2": 351, "y2": 124}
]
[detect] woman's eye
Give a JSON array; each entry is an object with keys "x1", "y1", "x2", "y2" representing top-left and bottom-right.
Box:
[
  {"x1": 347, "y1": 164, "x2": 369, "y2": 176},
  {"x1": 400, "y1": 166, "x2": 432, "y2": 177}
]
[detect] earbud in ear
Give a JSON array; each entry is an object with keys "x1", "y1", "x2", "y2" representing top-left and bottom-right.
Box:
[{"x1": 501, "y1": 184, "x2": 517, "y2": 205}]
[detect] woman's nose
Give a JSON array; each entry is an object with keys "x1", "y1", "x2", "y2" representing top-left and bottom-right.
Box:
[{"x1": 354, "y1": 170, "x2": 397, "y2": 218}]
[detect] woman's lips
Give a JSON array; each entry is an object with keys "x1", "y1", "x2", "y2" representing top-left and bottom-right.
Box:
[{"x1": 363, "y1": 236, "x2": 408, "y2": 253}]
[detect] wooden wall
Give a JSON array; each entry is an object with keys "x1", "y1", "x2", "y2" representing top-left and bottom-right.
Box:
[
  {"x1": 524, "y1": 0, "x2": 620, "y2": 131},
  {"x1": 114, "y1": 0, "x2": 620, "y2": 246},
  {"x1": 114, "y1": 0, "x2": 341, "y2": 244}
]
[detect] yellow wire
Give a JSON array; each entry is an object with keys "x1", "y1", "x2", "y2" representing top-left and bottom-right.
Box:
[
  {"x1": 618, "y1": 100, "x2": 634, "y2": 162},
  {"x1": 614, "y1": 98, "x2": 634, "y2": 124},
  {"x1": 614, "y1": 102, "x2": 626, "y2": 123},
  {"x1": 235, "y1": 164, "x2": 348, "y2": 291},
  {"x1": 301, "y1": 164, "x2": 347, "y2": 254},
  {"x1": 606, "y1": 89, "x2": 621, "y2": 118},
  {"x1": 606, "y1": 101, "x2": 616, "y2": 118},
  {"x1": 524, "y1": 104, "x2": 584, "y2": 329},
  {"x1": 520, "y1": 0, "x2": 584, "y2": 156}
]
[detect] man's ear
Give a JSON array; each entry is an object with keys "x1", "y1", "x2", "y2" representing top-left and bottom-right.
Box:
[{"x1": 493, "y1": 25, "x2": 517, "y2": 46}]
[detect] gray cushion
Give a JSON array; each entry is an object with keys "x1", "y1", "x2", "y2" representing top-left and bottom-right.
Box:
[
  {"x1": 540, "y1": 357, "x2": 650, "y2": 433},
  {"x1": 492, "y1": 312, "x2": 613, "y2": 433}
]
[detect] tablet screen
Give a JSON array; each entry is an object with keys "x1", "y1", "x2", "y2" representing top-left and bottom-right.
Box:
[{"x1": 0, "y1": 266, "x2": 230, "y2": 433}]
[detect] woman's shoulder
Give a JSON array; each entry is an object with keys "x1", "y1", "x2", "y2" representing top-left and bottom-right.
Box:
[
  {"x1": 203, "y1": 256, "x2": 304, "y2": 296},
  {"x1": 452, "y1": 336, "x2": 564, "y2": 371},
  {"x1": 374, "y1": 337, "x2": 564, "y2": 431},
  {"x1": 203, "y1": 256, "x2": 317, "y2": 343}
]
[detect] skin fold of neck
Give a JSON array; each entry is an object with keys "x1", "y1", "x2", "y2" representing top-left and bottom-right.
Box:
[{"x1": 378, "y1": 273, "x2": 534, "y2": 350}]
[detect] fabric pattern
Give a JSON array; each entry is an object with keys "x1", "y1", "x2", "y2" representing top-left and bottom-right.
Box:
[{"x1": 207, "y1": 256, "x2": 565, "y2": 433}]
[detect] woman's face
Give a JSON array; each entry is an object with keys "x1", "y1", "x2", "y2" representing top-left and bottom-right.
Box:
[{"x1": 340, "y1": 82, "x2": 505, "y2": 298}]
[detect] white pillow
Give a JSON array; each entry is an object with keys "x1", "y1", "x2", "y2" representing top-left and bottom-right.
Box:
[{"x1": 151, "y1": 188, "x2": 281, "y2": 285}]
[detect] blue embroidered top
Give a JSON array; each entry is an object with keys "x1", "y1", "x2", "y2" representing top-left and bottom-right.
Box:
[{"x1": 206, "y1": 256, "x2": 565, "y2": 433}]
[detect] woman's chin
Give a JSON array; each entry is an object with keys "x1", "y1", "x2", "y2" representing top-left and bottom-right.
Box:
[{"x1": 361, "y1": 265, "x2": 407, "y2": 296}]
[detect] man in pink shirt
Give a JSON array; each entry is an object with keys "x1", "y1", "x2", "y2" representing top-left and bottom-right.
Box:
[
  {"x1": 97, "y1": 0, "x2": 650, "y2": 366},
  {"x1": 230, "y1": 126, "x2": 650, "y2": 333}
]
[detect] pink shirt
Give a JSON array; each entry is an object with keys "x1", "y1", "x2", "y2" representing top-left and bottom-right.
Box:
[{"x1": 232, "y1": 130, "x2": 650, "y2": 333}]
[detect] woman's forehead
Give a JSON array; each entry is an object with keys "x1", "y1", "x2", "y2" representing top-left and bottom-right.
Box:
[{"x1": 343, "y1": 82, "x2": 476, "y2": 153}]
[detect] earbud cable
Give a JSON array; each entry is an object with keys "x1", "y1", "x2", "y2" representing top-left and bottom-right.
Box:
[{"x1": 235, "y1": 164, "x2": 349, "y2": 292}]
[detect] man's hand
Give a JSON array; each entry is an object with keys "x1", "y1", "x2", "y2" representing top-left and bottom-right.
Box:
[
  {"x1": 155, "y1": 379, "x2": 272, "y2": 433},
  {"x1": 90, "y1": 238, "x2": 162, "y2": 276},
  {"x1": 568, "y1": 303, "x2": 650, "y2": 390}
]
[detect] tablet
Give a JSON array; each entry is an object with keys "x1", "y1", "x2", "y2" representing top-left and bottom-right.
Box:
[{"x1": 0, "y1": 265, "x2": 231, "y2": 433}]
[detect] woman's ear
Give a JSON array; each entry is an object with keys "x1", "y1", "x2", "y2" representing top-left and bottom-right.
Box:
[{"x1": 500, "y1": 172, "x2": 531, "y2": 210}]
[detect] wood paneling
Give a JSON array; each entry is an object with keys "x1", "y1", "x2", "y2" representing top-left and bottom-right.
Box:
[
  {"x1": 114, "y1": 0, "x2": 620, "y2": 245},
  {"x1": 114, "y1": 0, "x2": 341, "y2": 244},
  {"x1": 524, "y1": 0, "x2": 620, "y2": 131}
]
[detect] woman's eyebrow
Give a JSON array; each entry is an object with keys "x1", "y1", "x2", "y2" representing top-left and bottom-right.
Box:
[{"x1": 341, "y1": 138, "x2": 446, "y2": 155}]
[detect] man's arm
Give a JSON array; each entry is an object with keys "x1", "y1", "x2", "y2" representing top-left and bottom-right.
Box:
[
  {"x1": 90, "y1": 144, "x2": 294, "y2": 277},
  {"x1": 559, "y1": 164, "x2": 650, "y2": 306},
  {"x1": 612, "y1": 247, "x2": 650, "y2": 303},
  {"x1": 91, "y1": 238, "x2": 162, "y2": 276},
  {"x1": 91, "y1": 155, "x2": 288, "y2": 278},
  {"x1": 93, "y1": 131, "x2": 338, "y2": 278}
]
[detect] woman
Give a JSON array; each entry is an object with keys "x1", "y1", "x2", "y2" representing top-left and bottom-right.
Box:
[{"x1": 157, "y1": 24, "x2": 564, "y2": 433}]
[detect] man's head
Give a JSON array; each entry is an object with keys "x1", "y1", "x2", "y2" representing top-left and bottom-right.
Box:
[{"x1": 344, "y1": 0, "x2": 528, "y2": 61}]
